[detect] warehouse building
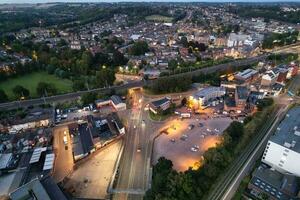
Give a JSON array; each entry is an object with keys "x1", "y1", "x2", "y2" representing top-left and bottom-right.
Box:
[{"x1": 262, "y1": 107, "x2": 300, "y2": 177}]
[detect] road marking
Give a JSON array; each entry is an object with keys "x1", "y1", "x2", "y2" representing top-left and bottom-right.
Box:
[{"x1": 111, "y1": 189, "x2": 145, "y2": 195}]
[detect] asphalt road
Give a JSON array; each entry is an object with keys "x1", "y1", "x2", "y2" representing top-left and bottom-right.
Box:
[
  {"x1": 52, "y1": 126, "x2": 74, "y2": 183},
  {"x1": 112, "y1": 89, "x2": 161, "y2": 200}
]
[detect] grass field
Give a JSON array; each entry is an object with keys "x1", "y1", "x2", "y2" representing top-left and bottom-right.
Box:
[
  {"x1": 0, "y1": 71, "x2": 73, "y2": 100},
  {"x1": 145, "y1": 15, "x2": 173, "y2": 23}
]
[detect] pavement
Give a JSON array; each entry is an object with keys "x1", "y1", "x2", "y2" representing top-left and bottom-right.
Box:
[
  {"x1": 52, "y1": 126, "x2": 74, "y2": 183},
  {"x1": 63, "y1": 139, "x2": 123, "y2": 199}
]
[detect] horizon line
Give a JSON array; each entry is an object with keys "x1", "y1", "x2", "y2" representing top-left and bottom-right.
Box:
[{"x1": 1, "y1": 0, "x2": 300, "y2": 5}]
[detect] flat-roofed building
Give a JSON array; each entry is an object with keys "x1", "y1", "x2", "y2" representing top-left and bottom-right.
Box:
[
  {"x1": 261, "y1": 71, "x2": 278, "y2": 86},
  {"x1": 10, "y1": 176, "x2": 67, "y2": 200},
  {"x1": 95, "y1": 95, "x2": 126, "y2": 111},
  {"x1": 234, "y1": 68, "x2": 259, "y2": 83},
  {"x1": 190, "y1": 87, "x2": 226, "y2": 109},
  {"x1": 262, "y1": 107, "x2": 300, "y2": 177},
  {"x1": 149, "y1": 97, "x2": 171, "y2": 114},
  {"x1": 235, "y1": 86, "x2": 249, "y2": 110},
  {"x1": 248, "y1": 164, "x2": 299, "y2": 200}
]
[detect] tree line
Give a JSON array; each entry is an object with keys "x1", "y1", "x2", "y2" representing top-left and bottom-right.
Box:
[{"x1": 145, "y1": 99, "x2": 274, "y2": 200}]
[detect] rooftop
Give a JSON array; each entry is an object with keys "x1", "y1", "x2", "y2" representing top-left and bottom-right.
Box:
[
  {"x1": 151, "y1": 97, "x2": 171, "y2": 107},
  {"x1": 111, "y1": 95, "x2": 123, "y2": 105},
  {"x1": 235, "y1": 68, "x2": 258, "y2": 80},
  {"x1": 193, "y1": 86, "x2": 225, "y2": 99},
  {"x1": 270, "y1": 106, "x2": 300, "y2": 154},
  {"x1": 250, "y1": 164, "x2": 299, "y2": 200},
  {"x1": 10, "y1": 176, "x2": 67, "y2": 200},
  {"x1": 0, "y1": 153, "x2": 12, "y2": 170},
  {"x1": 236, "y1": 86, "x2": 249, "y2": 100}
]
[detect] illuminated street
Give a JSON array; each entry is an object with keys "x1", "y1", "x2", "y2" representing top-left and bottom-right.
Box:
[
  {"x1": 52, "y1": 126, "x2": 74, "y2": 183},
  {"x1": 113, "y1": 88, "x2": 160, "y2": 200}
]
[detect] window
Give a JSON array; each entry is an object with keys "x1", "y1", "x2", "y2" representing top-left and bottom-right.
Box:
[
  {"x1": 283, "y1": 153, "x2": 287, "y2": 156},
  {"x1": 284, "y1": 149, "x2": 289, "y2": 153}
]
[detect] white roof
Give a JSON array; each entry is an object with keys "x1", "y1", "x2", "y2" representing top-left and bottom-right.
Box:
[
  {"x1": 43, "y1": 153, "x2": 55, "y2": 171},
  {"x1": 29, "y1": 147, "x2": 47, "y2": 164}
]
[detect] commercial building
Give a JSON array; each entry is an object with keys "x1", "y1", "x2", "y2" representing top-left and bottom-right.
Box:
[
  {"x1": 262, "y1": 107, "x2": 300, "y2": 177},
  {"x1": 235, "y1": 86, "x2": 249, "y2": 110},
  {"x1": 189, "y1": 87, "x2": 225, "y2": 108},
  {"x1": 149, "y1": 97, "x2": 171, "y2": 114},
  {"x1": 248, "y1": 164, "x2": 299, "y2": 200},
  {"x1": 234, "y1": 68, "x2": 259, "y2": 83},
  {"x1": 227, "y1": 33, "x2": 250, "y2": 47},
  {"x1": 95, "y1": 95, "x2": 126, "y2": 111},
  {"x1": 10, "y1": 176, "x2": 67, "y2": 200},
  {"x1": 70, "y1": 113, "x2": 125, "y2": 161},
  {"x1": 261, "y1": 71, "x2": 278, "y2": 86}
]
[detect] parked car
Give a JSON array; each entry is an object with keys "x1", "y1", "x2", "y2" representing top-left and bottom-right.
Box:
[
  {"x1": 190, "y1": 147, "x2": 198, "y2": 152},
  {"x1": 188, "y1": 124, "x2": 195, "y2": 130}
]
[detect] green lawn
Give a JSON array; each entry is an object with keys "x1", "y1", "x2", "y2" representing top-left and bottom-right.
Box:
[
  {"x1": 145, "y1": 15, "x2": 173, "y2": 23},
  {"x1": 0, "y1": 71, "x2": 73, "y2": 100}
]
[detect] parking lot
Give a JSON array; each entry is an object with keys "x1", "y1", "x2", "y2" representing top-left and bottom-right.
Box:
[
  {"x1": 152, "y1": 117, "x2": 233, "y2": 171},
  {"x1": 55, "y1": 106, "x2": 114, "y2": 124},
  {"x1": 63, "y1": 139, "x2": 123, "y2": 199}
]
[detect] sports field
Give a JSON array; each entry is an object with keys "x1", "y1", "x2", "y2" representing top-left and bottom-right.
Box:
[
  {"x1": 0, "y1": 71, "x2": 73, "y2": 100},
  {"x1": 145, "y1": 15, "x2": 173, "y2": 23}
]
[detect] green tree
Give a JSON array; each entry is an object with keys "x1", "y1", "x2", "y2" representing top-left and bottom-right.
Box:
[
  {"x1": 112, "y1": 50, "x2": 128, "y2": 66},
  {"x1": 0, "y1": 89, "x2": 8, "y2": 103},
  {"x1": 81, "y1": 92, "x2": 97, "y2": 105},
  {"x1": 180, "y1": 36, "x2": 188, "y2": 48},
  {"x1": 168, "y1": 59, "x2": 178, "y2": 71},
  {"x1": 36, "y1": 82, "x2": 57, "y2": 97},
  {"x1": 226, "y1": 121, "x2": 244, "y2": 142},
  {"x1": 128, "y1": 41, "x2": 149, "y2": 56},
  {"x1": 95, "y1": 69, "x2": 116, "y2": 88},
  {"x1": 13, "y1": 85, "x2": 30, "y2": 99},
  {"x1": 73, "y1": 79, "x2": 86, "y2": 91}
]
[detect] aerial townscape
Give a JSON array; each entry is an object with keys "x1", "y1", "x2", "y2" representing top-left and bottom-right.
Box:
[{"x1": 1, "y1": 1, "x2": 300, "y2": 200}]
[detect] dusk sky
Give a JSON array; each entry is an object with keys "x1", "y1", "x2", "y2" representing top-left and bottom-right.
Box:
[{"x1": 1, "y1": 0, "x2": 300, "y2": 4}]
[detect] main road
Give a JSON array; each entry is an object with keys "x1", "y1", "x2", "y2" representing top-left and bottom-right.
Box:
[
  {"x1": 1, "y1": 42, "x2": 300, "y2": 111},
  {"x1": 112, "y1": 89, "x2": 161, "y2": 200}
]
